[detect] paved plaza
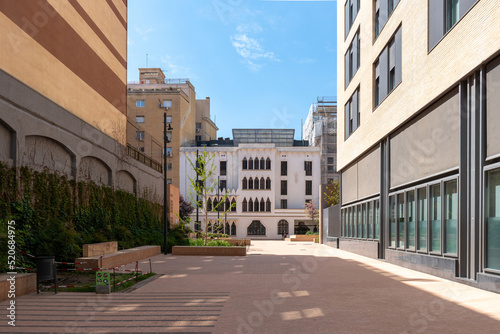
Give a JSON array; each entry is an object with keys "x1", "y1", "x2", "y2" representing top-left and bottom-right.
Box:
[{"x1": 2, "y1": 241, "x2": 500, "y2": 333}]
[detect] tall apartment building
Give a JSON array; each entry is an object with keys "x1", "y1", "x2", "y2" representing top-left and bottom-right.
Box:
[
  {"x1": 0, "y1": 1, "x2": 162, "y2": 197},
  {"x1": 127, "y1": 68, "x2": 218, "y2": 188},
  {"x1": 303, "y1": 97, "x2": 340, "y2": 184},
  {"x1": 179, "y1": 129, "x2": 321, "y2": 239},
  {"x1": 337, "y1": 0, "x2": 500, "y2": 291}
]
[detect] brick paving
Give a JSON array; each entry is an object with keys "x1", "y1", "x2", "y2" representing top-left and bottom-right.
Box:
[{"x1": 1, "y1": 241, "x2": 500, "y2": 333}]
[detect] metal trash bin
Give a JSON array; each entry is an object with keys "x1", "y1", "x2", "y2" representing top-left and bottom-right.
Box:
[{"x1": 37, "y1": 256, "x2": 57, "y2": 294}]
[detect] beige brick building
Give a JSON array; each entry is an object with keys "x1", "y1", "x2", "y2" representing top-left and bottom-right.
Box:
[
  {"x1": 336, "y1": 0, "x2": 500, "y2": 291},
  {"x1": 127, "y1": 68, "x2": 218, "y2": 188}
]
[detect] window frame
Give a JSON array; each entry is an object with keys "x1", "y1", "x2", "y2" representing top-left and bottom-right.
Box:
[{"x1": 136, "y1": 100, "x2": 145, "y2": 108}]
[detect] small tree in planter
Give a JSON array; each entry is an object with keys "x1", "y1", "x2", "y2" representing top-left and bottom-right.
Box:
[
  {"x1": 187, "y1": 150, "x2": 235, "y2": 245},
  {"x1": 304, "y1": 200, "x2": 319, "y2": 233},
  {"x1": 324, "y1": 179, "x2": 340, "y2": 207}
]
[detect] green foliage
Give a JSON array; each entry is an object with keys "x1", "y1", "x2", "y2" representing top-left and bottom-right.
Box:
[
  {"x1": 167, "y1": 223, "x2": 192, "y2": 252},
  {"x1": 189, "y1": 238, "x2": 232, "y2": 247},
  {"x1": 324, "y1": 179, "x2": 340, "y2": 207},
  {"x1": 0, "y1": 162, "x2": 164, "y2": 272},
  {"x1": 305, "y1": 231, "x2": 319, "y2": 235}
]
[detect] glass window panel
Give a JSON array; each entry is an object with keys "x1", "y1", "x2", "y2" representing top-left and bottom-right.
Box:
[
  {"x1": 351, "y1": 207, "x2": 355, "y2": 237},
  {"x1": 389, "y1": 195, "x2": 396, "y2": 247},
  {"x1": 418, "y1": 188, "x2": 427, "y2": 251},
  {"x1": 487, "y1": 169, "x2": 500, "y2": 270},
  {"x1": 407, "y1": 190, "x2": 416, "y2": 249},
  {"x1": 398, "y1": 193, "x2": 405, "y2": 248},
  {"x1": 368, "y1": 201, "x2": 373, "y2": 239},
  {"x1": 444, "y1": 180, "x2": 458, "y2": 255},
  {"x1": 375, "y1": 200, "x2": 380, "y2": 239},
  {"x1": 357, "y1": 205, "x2": 362, "y2": 238},
  {"x1": 362, "y1": 203, "x2": 367, "y2": 238},
  {"x1": 430, "y1": 184, "x2": 442, "y2": 252}
]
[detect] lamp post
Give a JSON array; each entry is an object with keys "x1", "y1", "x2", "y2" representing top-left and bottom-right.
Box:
[{"x1": 164, "y1": 112, "x2": 173, "y2": 255}]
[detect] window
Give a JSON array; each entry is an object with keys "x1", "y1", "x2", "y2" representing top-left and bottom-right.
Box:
[
  {"x1": 444, "y1": 179, "x2": 458, "y2": 255},
  {"x1": 281, "y1": 199, "x2": 288, "y2": 209},
  {"x1": 362, "y1": 203, "x2": 367, "y2": 238},
  {"x1": 136, "y1": 131, "x2": 145, "y2": 141},
  {"x1": 220, "y1": 161, "x2": 227, "y2": 176},
  {"x1": 374, "y1": 26, "x2": 402, "y2": 108},
  {"x1": 166, "y1": 163, "x2": 172, "y2": 171},
  {"x1": 374, "y1": 0, "x2": 400, "y2": 38},
  {"x1": 305, "y1": 161, "x2": 312, "y2": 176},
  {"x1": 195, "y1": 135, "x2": 201, "y2": 142},
  {"x1": 138, "y1": 147, "x2": 145, "y2": 152},
  {"x1": 207, "y1": 198, "x2": 212, "y2": 212},
  {"x1": 260, "y1": 198, "x2": 265, "y2": 212},
  {"x1": 374, "y1": 200, "x2": 380, "y2": 239},
  {"x1": 260, "y1": 158, "x2": 265, "y2": 170},
  {"x1": 254, "y1": 177, "x2": 259, "y2": 190},
  {"x1": 249, "y1": 178, "x2": 254, "y2": 190},
  {"x1": 327, "y1": 157, "x2": 334, "y2": 165},
  {"x1": 266, "y1": 158, "x2": 271, "y2": 170},
  {"x1": 242, "y1": 177, "x2": 248, "y2": 189},
  {"x1": 397, "y1": 193, "x2": 405, "y2": 248},
  {"x1": 231, "y1": 198, "x2": 237, "y2": 212},
  {"x1": 162, "y1": 100, "x2": 172, "y2": 109},
  {"x1": 166, "y1": 116, "x2": 172, "y2": 123},
  {"x1": 166, "y1": 131, "x2": 172, "y2": 142},
  {"x1": 344, "y1": 0, "x2": 360, "y2": 38},
  {"x1": 242, "y1": 158, "x2": 248, "y2": 170},
  {"x1": 345, "y1": 30, "x2": 360, "y2": 88},
  {"x1": 136, "y1": 116, "x2": 145, "y2": 123},
  {"x1": 164, "y1": 147, "x2": 172, "y2": 157},
  {"x1": 242, "y1": 198, "x2": 247, "y2": 212},
  {"x1": 219, "y1": 180, "x2": 227, "y2": 191},
  {"x1": 266, "y1": 199, "x2": 271, "y2": 212},
  {"x1": 281, "y1": 161, "x2": 287, "y2": 176},
  {"x1": 278, "y1": 220, "x2": 289, "y2": 235},
  {"x1": 281, "y1": 180, "x2": 287, "y2": 195},
  {"x1": 249, "y1": 158, "x2": 254, "y2": 170},
  {"x1": 357, "y1": 205, "x2": 362, "y2": 238},
  {"x1": 248, "y1": 198, "x2": 253, "y2": 212},
  {"x1": 368, "y1": 202, "x2": 373, "y2": 239},
  {"x1": 260, "y1": 177, "x2": 265, "y2": 190},
  {"x1": 417, "y1": 187, "x2": 428, "y2": 251},
  {"x1": 266, "y1": 177, "x2": 271, "y2": 190},
  {"x1": 136, "y1": 100, "x2": 145, "y2": 107},
  {"x1": 429, "y1": 0, "x2": 478, "y2": 51},
  {"x1": 389, "y1": 195, "x2": 396, "y2": 247},
  {"x1": 247, "y1": 220, "x2": 266, "y2": 235},
  {"x1": 305, "y1": 180, "x2": 312, "y2": 196},
  {"x1": 231, "y1": 222, "x2": 236, "y2": 236},
  {"x1": 486, "y1": 169, "x2": 500, "y2": 270},
  {"x1": 430, "y1": 184, "x2": 441, "y2": 253},
  {"x1": 344, "y1": 87, "x2": 360, "y2": 139},
  {"x1": 407, "y1": 190, "x2": 416, "y2": 249}
]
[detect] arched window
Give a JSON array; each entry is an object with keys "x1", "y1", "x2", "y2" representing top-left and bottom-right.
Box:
[
  {"x1": 260, "y1": 198, "x2": 265, "y2": 212},
  {"x1": 260, "y1": 177, "x2": 265, "y2": 189},
  {"x1": 254, "y1": 177, "x2": 259, "y2": 189},
  {"x1": 266, "y1": 157, "x2": 271, "y2": 170},
  {"x1": 248, "y1": 198, "x2": 253, "y2": 212},
  {"x1": 242, "y1": 157, "x2": 247, "y2": 170},
  {"x1": 207, "y1": 222, "x2": 212, "y2": 233},
  {"x1": 213, "y1": 198, "x2": 218, "y2": 212},
  {"x1": 254, "y1": 197, "x2": 259, "y2": 212},
  {"x1": 266, "y1": 198, "x2": 271, "y2": 212},
  {"x1": 231, "y1": 222, "x2": 236, "y2": 236},
  {"x1": 231, "y1": 198, "x2": 237, "y2": 212},
  {"x1": 278, "y1": 220, "x2": 289, "y2": 235},
  {"x1": 266, "y1": 177, "x2": 271, "y2": 190},
  {"x1": 225, "y1": 222, "x2": 230, "y2": 235},
  {"x1": 242, "y1": 198, "x2": 247, "y2": 212},
  {"x1": 249, "y1": 158, "x2": 254, "y2": 170},
  {"x1": 225, "y1": 198, "x2": 230, "y2": 212},
  {"x1": 249, "y1": 177, "x2": 254, "y2": 189},
  {"x1": 248, "y1": 220, "x2": 266, "y2": 235},
  {"x1": 242, "y1": 177, "x2": 247, "y2": 189},
  {"x1": 206, "y1": 198, "x2": 212, "y2": 212},
  {"x1": 260, "y1": 157, "x2": 265, "y2": 170}
]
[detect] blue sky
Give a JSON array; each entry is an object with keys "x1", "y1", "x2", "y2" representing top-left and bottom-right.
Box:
[{"x1": 127, "y1": 0, "x2": 337, "y2": 139}]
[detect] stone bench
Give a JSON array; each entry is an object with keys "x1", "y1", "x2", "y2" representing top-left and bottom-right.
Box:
[
  {"x1": 0, "y1": 273, "x2": 36, "y2": 302},
  {"x1": 83, "y1": 241, "x2": 118, "y2": 257},
  {"x1": 76, "y1": 245, "x2": 161, "y2": 269}
]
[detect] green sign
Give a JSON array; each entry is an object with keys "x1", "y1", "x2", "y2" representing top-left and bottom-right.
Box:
[{"x1": 96, "y1": 271, "x2": 110, "y2": 286}]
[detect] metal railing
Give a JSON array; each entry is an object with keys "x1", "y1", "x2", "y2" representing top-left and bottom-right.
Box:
[{"x1": 127, "y1": 144, "x2": 162, "y2": 173}]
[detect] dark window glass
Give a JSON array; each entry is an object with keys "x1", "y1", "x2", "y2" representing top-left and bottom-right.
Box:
[
  {"x1": 249, "y1": 178, "x2": 254, "y2": 190},
  {"x1": 242, "y1": 198, "x2": 247, "y2": 212},
  {"x1": 444, "y1": 180, "x2": 458, "y2": 255},
  {"x1": 220, "y1": 180, "x2": 227, "y2": 191},
  {"x1": 266, "y1": 177, "x2": 271, "y2": 190},
  {"x1": 266, "y1": 199, "x2": 271, "y2": 212},
  {"x1": 242, "y1": 158, "x2": 247, "y2": 170},
  {"x1": 242, "y1": 177, "x2": 247, "y2": 190},
  {"x1": 266, "y1": 158, "x2": 271, "y2": 170},
  {"x1": 281, "y1": 180, "x2": 287, "y2": 195},
  {"x1": 398, "y1": 193, "x2": 405, "y2": 248},
  {"x1": 231, "y1": 222, "x2": 236, "y2": 236},
  {"x1": 260, "y1": 198, "x2": 265, "y2": 212},
  {"x1": 260, "y1": 178, "x2": 265, "y2": 190},
  {"x1": 254, "y1": 177, "x2": 259, "y2": 190},
  {"x1": 417, "y1": 187, "x2": 428, "y2": 251},
  {"x1": 487, "y1": 169, "x2": 500, "y2": 270},
  {"x1": 249, "y1": 158, "x2": 254, "y2": 170},
  {"x1": 281, "y1": 199, "x2": 288, "y2": 209},
  {"x1": 389, "y1": 195, "x2": 396, "y2": 247},
  {"x1": 305, "y1": 180, "x2": 312, "y2": 195},
  {"x1": 407, "y1": 190, "x2": 416, "y2": 249},
  {"x1": 278, "y1": 220, "x2": 289, "y2": 235},
  {"x1": 430, "y1": 184, "x2": 441, "y2": 252},
  {"x1": 220, "y1": 161, "x2": 227, "y2": 176},
  {"x1": 231, "y1": 198, "x2": 237, "y2": 212},
  {"x1": 281, "y1": 161, "x2": 287, "y2": 176},
  {"x1": 247, "y1": 220, "x2": 266, "y2": 235},
  {"x1": 305, "y1": 161, "x2": 313, "y2": 176},
  {"x1": 248, "y1": 198, "x2": 253, "y2": 212},
  {"x1": 260, "y1": 158, "x2": 265, "y2": 170}
]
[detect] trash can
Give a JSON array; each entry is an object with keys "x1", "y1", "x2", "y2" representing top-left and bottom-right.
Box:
[{"x1": 37, "y1": 256, "x2": 57, "y2": 294}]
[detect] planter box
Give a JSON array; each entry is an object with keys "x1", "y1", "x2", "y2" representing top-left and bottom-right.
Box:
[
  {"x1": 172, "y1": 246, "x2": 246, "y2": 256},
  {"x1": 0, "y1": 273, "x2": 36, "y2": 302},
  {"x1": 287, "y1": 235, "x2": 319, "y2": 242},
  {"x1": 220, "y1": 238, "x2": 251, "y2": 246}
]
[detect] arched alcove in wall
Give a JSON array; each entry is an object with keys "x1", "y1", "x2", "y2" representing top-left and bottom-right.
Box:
[
  {"x1": 79, "y1": 156, "x2": 112, "y2": 186},
  {"x1": 24, "y1": 135, "x2": 75, "y2": 177}
]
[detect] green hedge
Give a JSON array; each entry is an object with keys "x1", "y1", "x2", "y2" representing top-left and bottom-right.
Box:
[{"x1": 0, "y1": 163, "x2": 167, "y2": 272}]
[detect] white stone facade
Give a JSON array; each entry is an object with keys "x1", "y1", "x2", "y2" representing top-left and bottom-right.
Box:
[{"x1": 179, "y1": 144, "x2": 321, "y2": 239}]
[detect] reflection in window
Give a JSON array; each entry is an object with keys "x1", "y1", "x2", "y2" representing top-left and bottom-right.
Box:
[
  {"x1": 407, "y1": 190, "x2": 415, "y2": 249},
  {"x1": 362, "y1": 203, "x2": 367, "y2": 238},
  {"x1": 418, "y1": 188, "x2": 427, "y2": 251},
  {"x1": 444, "y1": 180, "x2": 458, "y2": 255},
  {"x1": 430, "y1": 184, "x2": 441, "y2": 252},
  {"x1": 357, "y1": 205, "x2": 361, "y2": 238},
  {"x1": 487, "y1": 169, "x2": 500, "y2": 270},
  {"x1": 389, "y1": 196, "x2": 396, "y2": 247},
  {"x1": 398, "y1": 193, "x2": 405, "y2": 248}
]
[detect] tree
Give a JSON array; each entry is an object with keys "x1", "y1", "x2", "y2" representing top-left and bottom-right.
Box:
[
  {"x1": 187, "y1": 150, "x2": 234, "y2": 245},
  {"x1": 304, "y1": 200, "x2": 320, "y2": 226},
  {"x1": 179, "y1": 195, "x2": 194, "y2": 222},
  {"x1": 324, "y1": 179, "x2": 340, "y2": 207}
]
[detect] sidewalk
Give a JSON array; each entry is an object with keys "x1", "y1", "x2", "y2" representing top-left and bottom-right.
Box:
[{"x1": 1, "y1": 241, "x2": 499, "y2": 333}]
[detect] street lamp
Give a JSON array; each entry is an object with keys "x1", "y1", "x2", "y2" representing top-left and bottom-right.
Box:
[{"x1": 164, "y1": 112, "x2": 173, "y2": 255}]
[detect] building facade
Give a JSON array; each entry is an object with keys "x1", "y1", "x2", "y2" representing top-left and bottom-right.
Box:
[
  {"x1": 337, "y1": 0, "x2": 500, "y2": 291},
  {"x1": 179, "y1": 129, "x2": 321, "y2": 239},
  {"x1": 303, "y1": 97, "x2": 340, "y2": 184},
  {"x1": 0, "y1": 0, "x2": 163, "y2": 199},
  {"x1": 127, "y1": 68, "x2": 218, "y2": 188}
]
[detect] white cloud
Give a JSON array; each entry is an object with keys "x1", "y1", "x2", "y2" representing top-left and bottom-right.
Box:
[
  {"x1": 160, "y1": 55, "x2": 190, "y2": 77},
  {"x1": 135, "y1": 26, "x2": 154, "y2": 41},
  {"x1": 231, "y1": 32, "x2": 279, "y2": 72}
]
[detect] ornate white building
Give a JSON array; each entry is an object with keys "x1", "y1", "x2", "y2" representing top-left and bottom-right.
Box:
[{"x1": 179, "y1": 129, "x2": 321, "y2": 239}]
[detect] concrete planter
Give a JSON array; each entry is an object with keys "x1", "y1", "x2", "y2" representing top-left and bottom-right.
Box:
[{"x1": 172, "y1": 246, "x2": 246, "y2": 256}]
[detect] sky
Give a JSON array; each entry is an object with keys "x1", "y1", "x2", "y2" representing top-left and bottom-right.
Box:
[{"x1": 127, "y1": 0, "x2": 337, "y2": 139}]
